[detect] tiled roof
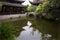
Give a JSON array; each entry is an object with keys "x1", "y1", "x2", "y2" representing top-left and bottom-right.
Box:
[{"x1": 1, "y1": 2, "x2": 27, "y2": 7}]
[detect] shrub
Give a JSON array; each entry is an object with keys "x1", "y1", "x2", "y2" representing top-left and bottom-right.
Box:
[
  {"x1": 26, "y1": 5, "x2": 36, "y2": 12},
  {"x1": 0, "y1": 22, "x2": 15, "y2": 40},
  {"x1": 35, "y1": 1, "x2": 50, "y2": 15},
  {"x1": 44, "y1": 13, "x2": 55, "y2": 20},
  {"x1": 35, "y1": 4, "x2": 43, "y2": 15}
]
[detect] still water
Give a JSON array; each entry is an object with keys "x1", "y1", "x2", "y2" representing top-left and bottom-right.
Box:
[{"x1": 16, "y1": 21, "x2": 52, "y2": 40}]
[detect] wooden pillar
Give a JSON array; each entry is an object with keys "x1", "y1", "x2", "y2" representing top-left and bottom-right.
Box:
[
  {"x1": 3, "y1": 6, "x2": 6, "y2": 12},
  {"x1": 2, "y1": 5, "x2": 6, "y2": 15},
  {"x1": 10, "y1": 7, "x2": 13, "y2": 14},
  {"x1": 18, "y1": 7, "x2": 20, "y2": 14}
]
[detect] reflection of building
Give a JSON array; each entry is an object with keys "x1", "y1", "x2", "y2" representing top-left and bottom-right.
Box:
[{"x1": 0, "y1": 1, "x2": 27, "y2": 15}]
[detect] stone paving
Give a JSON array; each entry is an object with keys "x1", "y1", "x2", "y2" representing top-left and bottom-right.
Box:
[
  {"x1": 0, "y1": 13, "x2": 27, "y2": 20},
  {"x1": 0, "y1": 12, "x2": 35, "y2": 20}
]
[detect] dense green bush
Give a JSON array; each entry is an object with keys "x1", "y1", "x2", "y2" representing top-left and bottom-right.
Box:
[
  {"x1": 35, "y1": 0, "x2": 60, "y2": 20},
  {"x1": 0, "y1": 22, "x2": 15, "y2": 40},
  {"x1": 46, "y1": 0, "x2": 60, "y2": 8},
  {"x1": 35, "y1": 4, "x2": 43, "y2": 15},
  {"x1": 35, "y1": 0, "x2": 60, "y2": 19},
  {"x1": 35, "y1": 1, "x2": 50, "y2": 15},
  {"x1": 26, "y1": 5, "x2": 36, "y2": 12},
  {"x1": 44, "y1": 13, "x2": 55, "y2": 20}
]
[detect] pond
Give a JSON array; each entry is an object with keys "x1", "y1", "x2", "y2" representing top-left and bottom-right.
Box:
[
  {"x1": 16, "y1": 21, "x2": 42, "y2": 40},
  {"x1": 3, "y1": 17, "x2": 59, "y2": 40},
  {"x1": 16, "y1": 19, "x2": 59, "y2": 40}
]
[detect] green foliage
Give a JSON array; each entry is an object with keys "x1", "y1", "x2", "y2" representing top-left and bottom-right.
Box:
[
  {"x1": 0, "y1": 2, "x2": 2, "y2": 11},
  {"x1": 44, "y1": 13, "x2": 55, "y2": 19},
  {"x1": 35, "y1": 1, "x2": 50, "y2": 15},
  {"x1": 46, "y1": 0, "x2": 60, "y2": 8},
  {"x1": 35, "y1": 0, "x2": 60, "y2": 20},
  {"x1": 26, "y1": 5, "x2": 36, "y2": 12},
  {"x1": 35, "y1": 4, "x2": 43, "y2": 14},
  {"x1": 0, "y1": 19, "x2": 27, "y2": 40},
  {"x1": 44, "y1": 0, "x2": 60, "y2": 19},
  {"x1": 0, "y1": 22, "x2": 15, "y2": 40}
]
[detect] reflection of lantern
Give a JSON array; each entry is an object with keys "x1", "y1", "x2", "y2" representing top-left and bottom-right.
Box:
[
  {"x1": 29, "y1": 0, "x2": 43, "y2": 5},
  {"x1": 15, "y1": 0, "x2": 26, "y2": 4}
]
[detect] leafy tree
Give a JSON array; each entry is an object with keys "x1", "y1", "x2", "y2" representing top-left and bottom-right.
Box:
[
  {"x1": 35, "y1": 0, "x2": 50, "y2": 15},
  {"x1": 35, "y1": 4, "x2": 43, "y2": 15},
  {"x1": 45, "y1": 0, "x2": 60, "y2": 18},
  {"x1": 0, "y1": 2, "x2": 2, "y2": 11},
  {"x1": 26, "y1": 5, "x2": 36, "y2": 12},
  {"x1": 35, "y1": 0, "x2": 60, "y2": 20},
  {"x1": 46, "y1": 0, "x2": 60, "y2": 8}
]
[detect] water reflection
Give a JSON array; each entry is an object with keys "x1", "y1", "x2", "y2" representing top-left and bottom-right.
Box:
[{"x1": 16, "y1": 21, "x2": 52, "y2": 40}]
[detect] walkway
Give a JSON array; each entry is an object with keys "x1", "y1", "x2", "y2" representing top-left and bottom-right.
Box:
[{"x1": 0, "y1": 13, "x2": 27, "y2": 20}]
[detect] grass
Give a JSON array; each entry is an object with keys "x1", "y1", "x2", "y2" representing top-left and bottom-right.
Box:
[
  {"x1": 44, "y1": 13, "x2": 55, "y2": 20},
  {"x1": 0, "y1": 23, "x2": 15, "y2": 40},
  {"x1": 0, "y1": 18, "x2": 27, "y2": 37}
]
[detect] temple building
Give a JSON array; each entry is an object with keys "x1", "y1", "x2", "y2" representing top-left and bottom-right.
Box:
[
  {"x1": 0, "y1": 0, "x2": 27, "y2": 15},
  {"x1": 0, "y1": 0, "x2": 44, "y2": 15}
]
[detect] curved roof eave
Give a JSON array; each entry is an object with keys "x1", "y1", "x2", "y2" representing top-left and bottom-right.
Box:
[{"x1": 1, "y1": 2, "x2": 27, "y2": 7}]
